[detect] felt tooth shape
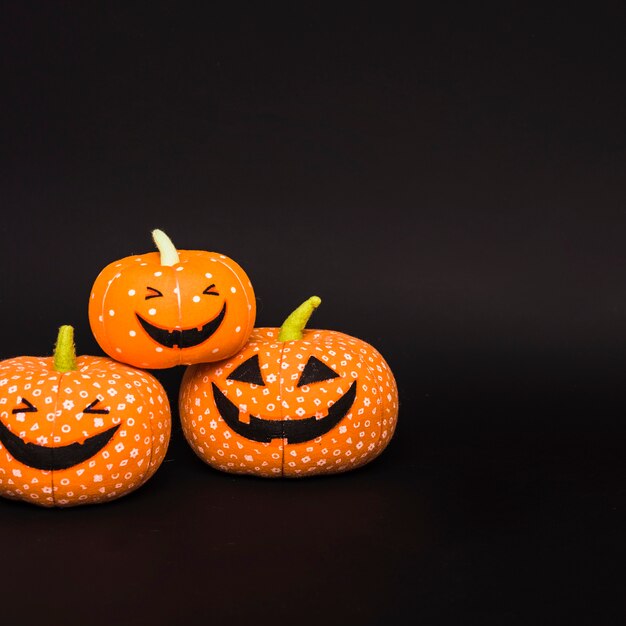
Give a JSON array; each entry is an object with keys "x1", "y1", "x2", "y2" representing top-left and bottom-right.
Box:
[
  {"x1": 0, "y1": 326, "x2": 171, "y2": 507},
  {"x1": 179, "y1": 296, "x2": 398, "y2": 477},
  {"x1": 89, "y1": 229, "x2": 256, "y2": 369}
]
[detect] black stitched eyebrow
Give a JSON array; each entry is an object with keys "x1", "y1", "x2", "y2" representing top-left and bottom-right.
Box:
[
  {"x1": 203, "y1": 284, "x2": 219, "y2": 295},
  {"x1": 11, "y1": 398, "x2": 37, "y2": 413},
  {"x1": 84, "y1": 399, "x2": 110, "y2": 414},
  {"x1": 145, "y1": 286, "x2": 163, "y2": 300}
]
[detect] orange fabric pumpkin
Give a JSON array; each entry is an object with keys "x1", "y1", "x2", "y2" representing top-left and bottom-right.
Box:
[
  {"x1": 179, "y1": 297, "x2": 398, "y2": 477},
  {"x1": 0, "y1": 326, "x2": 171, "y2": 507},
  {"x1": 89, "y1": 229, "x2": 256, "y2": 369}
]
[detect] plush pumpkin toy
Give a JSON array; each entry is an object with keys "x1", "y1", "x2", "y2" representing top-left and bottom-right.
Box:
[
  {"x1": 179, "y1": 297, "x2": 398, "y2": 477},
  {"x1": 89, "y1": 229, "x2": 256, "y2": 369},
  {"x1": 0, "y1": 326, "x2": 171, "y2": 507}
]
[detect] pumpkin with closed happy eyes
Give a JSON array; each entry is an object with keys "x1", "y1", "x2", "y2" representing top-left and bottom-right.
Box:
[
  {"x1": 0, "y1": 326, "x2": 170, "y2": 507},
  {"x1": 89, "y1": 229, "x2": 256, "y2": 369},
  {"x1": 179, "y1": 297, "x2": 398, "y2": 477}
]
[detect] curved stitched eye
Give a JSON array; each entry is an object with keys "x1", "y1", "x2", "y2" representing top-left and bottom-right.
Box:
[
  {"x1": 297, "y1": 356, "x2": 339, "y2": 387},
  {"x1": 84, "y1": 399, "x2": 110, "y2": 414},
  {"x1": 145, "y1": 286, "x2": 163, "y2": 300},
  {"x1": 12, "y1": 398, "x2": 37, "y2": 414},
  {"x1": 227, "y1": 355, "x2": 265, "y2": 386},
  {"x1": 203, "y1": 283, "x2": 219, "y2": 296}
]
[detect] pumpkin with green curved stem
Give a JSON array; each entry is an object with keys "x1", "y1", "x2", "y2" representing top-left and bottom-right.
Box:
[
  {"x1": 0, "y1": 326, "x2": 171, "y2": 507},
  {"x1": 179, "y1": 297, "x2": 398, "y2": 477}
]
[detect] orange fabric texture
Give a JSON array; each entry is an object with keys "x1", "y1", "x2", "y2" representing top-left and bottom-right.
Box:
[
  {"x1": 179, "y1": 328, "x2": 398, "y2": 477},
  {"x1": 89, "y1": 249, "x2": 256, "y2": 369},
  {"x1": 0, "y1": 355, "x2": 171, "y2": 507}
]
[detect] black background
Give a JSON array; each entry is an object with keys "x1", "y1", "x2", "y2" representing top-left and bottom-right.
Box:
[{"x1": 2, "y1": 3, "x2": 626, "y2": 624}]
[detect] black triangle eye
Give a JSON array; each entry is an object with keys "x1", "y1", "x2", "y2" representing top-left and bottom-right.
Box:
[
  {"x1": 227, "y1": 354, "x2": 265, "y2": 386},
  {"x1": 297, "y1": 356, "x2": 340, "y2": 387}
]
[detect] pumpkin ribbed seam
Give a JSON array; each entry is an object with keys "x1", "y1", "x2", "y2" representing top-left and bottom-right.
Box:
[
  {"x1": 278, "y1": 340, "x2": 288, "y2": 477},
  {"x1": 380, "y1": 354, "x2": 399, "y2": 451},
  {"x1": 98, "y1": 266, "x2": 125, "y2": 360},
  {"x1": 173, "y1": 268, "x2": 184, "y2": 366},
  {"x1": 354, "y1": 345, "x2": 386, "y2": 467},
  {"x1": 49, "y1": 370, "x2": 66, "y2": 507},
  {"x1": 213, "y1": 255, "x2": 256, "y2": 342},
  {"x1": 138, "y1": 375, "x2": 155, "y2": 492}
]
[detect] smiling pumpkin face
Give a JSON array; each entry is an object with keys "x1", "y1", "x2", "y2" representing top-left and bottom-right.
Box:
[
  {"x1": 0, "y1": 327, "x2": 171, "y2": 507},
  {"x1": 89, "y1": 230, "x2": 256, "y2": 369},
  {"x1": 179, "y1": 297, "x2": 398, "y2": 477}
]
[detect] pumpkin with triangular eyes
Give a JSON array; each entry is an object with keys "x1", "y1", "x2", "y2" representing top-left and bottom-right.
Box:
[
  {"x1": 0, "y1": 326, "x2": 171, "y2": 507},
  {"x1": 179, "y1": 297, "x2": 398, "y2": 477},
  {"x1": 89, "y1": 229, "x2": 256, "y2": 369}
]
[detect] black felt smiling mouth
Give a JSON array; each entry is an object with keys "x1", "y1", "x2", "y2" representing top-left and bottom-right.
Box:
[
  {"x1": 136, "y1": 302, "x2": 227, "y2": 349},
  {"x1": 211, "y1": 380, "x2": 357, "y2": 444},
  {"x1": 0, "y1": 420, "x2": 120, "y2": 471}
]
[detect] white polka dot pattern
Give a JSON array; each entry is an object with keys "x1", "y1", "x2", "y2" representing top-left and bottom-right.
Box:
[
  {"x1": 88, "y1": 249, "x2": 256, "y2": 369},
  {"x1": 0, "y1": 356, "x2": 171, "y2": 507},
  {"x1": 179, "y1": 328, "x2": 398, "y2": 477}
]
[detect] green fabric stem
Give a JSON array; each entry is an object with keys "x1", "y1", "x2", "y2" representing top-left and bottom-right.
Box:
[
  {"x1": 54, "y1": 325, "x2": 77, "y2": 372},
  {"x1": 278, "y1": 296, "x2": 321, "y2": 342}
]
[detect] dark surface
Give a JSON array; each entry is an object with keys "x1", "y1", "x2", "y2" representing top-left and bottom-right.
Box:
[{"x1": 2, "y1": 4, "x2": 626, "y2": 625}]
